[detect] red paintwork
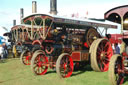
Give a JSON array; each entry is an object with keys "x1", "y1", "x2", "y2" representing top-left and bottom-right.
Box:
[
  {"x1": 44, "y1": 40, "x2": 55, "y2": 43},
  {"x1": 32, "y1": 40, "x2": 44, "y2": 49},
  {"x1": 109, "y1": 34, "x2": 123, "y2": 44},
  {"x1": 84, "y1": 42, "x2": 89, "y2": 48},
  {"x1": 71, "y1": 52, "x2": 81, "y2": 61},
  {"x1": 109, "y1": 33, "x2": 128, "y2": 44}
]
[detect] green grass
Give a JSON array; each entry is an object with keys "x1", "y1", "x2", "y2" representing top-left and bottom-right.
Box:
[{"x1": 0, "y1": 58, "x2": 127, "y2": 85}]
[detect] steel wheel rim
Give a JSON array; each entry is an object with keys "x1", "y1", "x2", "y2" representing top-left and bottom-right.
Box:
[
  {"x1": 59, "y1": 55, "x2": 73, "y2": 78},
  {"x1": 97, "y1": 40, "x2": 113, "y2": 71},
  {"x1": 33, "y1": 53, "x2": 48, "y2": 75}
]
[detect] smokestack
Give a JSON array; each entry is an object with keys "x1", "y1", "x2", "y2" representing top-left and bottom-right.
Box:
[
  {"x1": 50, "y1": 0, "x2": 57, "y2": 15},
  {"x1": 32, "y1": 1, "x2": 37, "y2": 13},
  {"x1": 20, "y1": 8, "x2": 24, "y2": 23},
  {"x1": 13, "y1": 20, "x2": 16, "y2": 26},
  {"x1": 20, "y1": 8, "x2": 24, "y2": 18}
]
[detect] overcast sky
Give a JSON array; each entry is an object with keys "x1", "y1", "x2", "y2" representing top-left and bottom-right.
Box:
[{"x1": 0, "y1": 0, "x2": 128, "y2": 31}]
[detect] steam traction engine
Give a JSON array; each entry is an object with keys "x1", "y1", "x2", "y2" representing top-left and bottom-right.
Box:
[
  {"x1": 17, "y1": 14, "x2": 118, "y2": 78},
  {"x1": 11, "y1": 24, "x2": 39, "y2": 64}
]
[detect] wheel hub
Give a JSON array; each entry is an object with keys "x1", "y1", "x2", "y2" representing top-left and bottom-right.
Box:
[
  {"x1": 64, "y1": 63, "x2": 67, "y2": 70},
  {"x1": 100, "y1": 52, "x2": 106, "y2": 60},
  {"x1": 92, "y1": 36, "x2": 97, "y2": 40},
  {"x1": 38, "y1": 62, "x2": 42, "y2": 67},
  {"x1": 26, "y1": 56, "x2": 30, "y2": 60}
]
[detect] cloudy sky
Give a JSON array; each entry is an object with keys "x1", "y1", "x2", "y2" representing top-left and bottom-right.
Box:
[{"x1": 0, "y1": 0, "x2": 128, "y2": 31}]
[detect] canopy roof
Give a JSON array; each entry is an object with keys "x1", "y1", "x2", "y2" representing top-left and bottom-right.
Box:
[
  {"x1": 104, "y1": 5, "x2": 128, "y2": 24},
  {"x1": 22, "y1": 13, "x2": 118, "y2": 29}
]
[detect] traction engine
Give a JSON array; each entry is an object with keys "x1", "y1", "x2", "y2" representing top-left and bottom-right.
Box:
[{"x1": 11, "y1": 14, "x2": 118, "y2": 78}]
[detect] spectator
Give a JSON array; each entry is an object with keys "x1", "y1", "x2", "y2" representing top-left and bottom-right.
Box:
[
  {"x1": 114, "y1": 43, "x2": 120, "y2": 54},
  {"x1": 0, "y1": 36, "x2": 8, "y2": 61},
  {"x1": 0, "y1": 45, "x2": 4, "y2": 60},
  {"x1": 2, "y1": 42, "x2": 8, "y2": 58}
]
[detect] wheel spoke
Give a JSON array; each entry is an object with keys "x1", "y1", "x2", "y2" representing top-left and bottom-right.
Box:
[
  {"x1": 97, "y1": 55, "x2": 102, "y2": 60},
  {"x1": 34, "y1": 66, "x2": 38, "y2": 73},
  {"x1": 98, "y1": 47, "x2": 102, "y2": 52},
  {"x1": 100, "y1": 42, "x2": 104, "y2": 51},
  {"x1": 97, "y1": 51, "x2": 101, "y2": 56},
  {"x1": 104, "y1": 42, "x2": 109, "y2": 48},
  {"x1": 117, "y1": 73, "x2": 124, "y2": 84},
  {"x1": 97, "y1": 56, "x2": 104, "y2": 71},
  {"x1": 102, "y1": 61, "x2": 108, "y2": 71},
  {"x1": 99, "y1": 61, "x2": 103, "y2": 71},
  {"x1": 104, "y1": 58, "x2": 110, "y2": 62}
]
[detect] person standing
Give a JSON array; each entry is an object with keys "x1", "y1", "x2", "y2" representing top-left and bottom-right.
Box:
[
  {"x1": 114, "y1": 43, "x2": 120, "y2": 54},
  {"x1": 2, "y1": 42, "x2": 8, "y2": 58},
  {"x1": 0, "y1": 45, "x2": 4, "y2": 61},
  {"x1": 0, "y1": 36, "x2": 5, "y2": 61}
]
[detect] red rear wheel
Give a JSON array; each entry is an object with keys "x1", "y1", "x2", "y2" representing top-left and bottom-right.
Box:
[
  {"x1": 56, "y1": 53, "x2": 74, "y2": 78},
  {"x1": 91, "y1": 38, "x2": 113, "y2": 72},
  {"x1": 20, "y1": 50, "x2": 32, "y2": 65},
  {"x1": 31, "y1": 51, "x2": 48, "y2": 75}
]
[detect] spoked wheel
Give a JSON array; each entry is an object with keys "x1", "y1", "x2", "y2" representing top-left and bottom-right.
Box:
[
  {"x1": 31, "y1": 51, "x2": 48, "y2": 75},
  {"x1": 20, "y1": 50, "x2": 32, "y2": 65},
  {"x1": 85, "y1": 28, "x2": 100, "y2": 47},
  {"x1": 109, "y1": 54, "x2": 124, "y2": 85},
  {"x1": 56, "y1": 53, "x2": 74, "y2": 78},
  {"x1": 91, "y1": 38, "x2": 113, "y2": 72}
]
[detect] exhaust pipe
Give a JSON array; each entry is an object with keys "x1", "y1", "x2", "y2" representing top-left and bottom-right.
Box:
[
  {"x1": 50, "y1": 0, "x2": 57, "y2": 15},
  {"x1": 32, "y1": 1, "x2": 37, "y2": 13},
  {"x1": 20, "y1": 8, "x2": 24, "y2": 23},
  {"x1": 13, "y1": 20, "x2": 16, "y2": 26}
]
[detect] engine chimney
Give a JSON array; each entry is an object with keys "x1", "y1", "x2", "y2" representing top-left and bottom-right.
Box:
[
  {"x1": 20, "y1": 8, "x2": 24, "y2": 23},
  {"x1": 50, "y1": 0, "x2": 57, "y2": 15},
  {"x1": 13, "y1": 20, "x2": 16, "y2": 26},
  {"x1": 32, "y1": 1, "x2": 37, "y2": 13}
]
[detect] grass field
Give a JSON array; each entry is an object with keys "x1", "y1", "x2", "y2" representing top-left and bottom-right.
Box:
[{"x1": 0, "y1": 58, "x2": 127, "y2": 85}]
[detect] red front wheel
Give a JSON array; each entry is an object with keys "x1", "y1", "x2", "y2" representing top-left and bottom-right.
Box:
[
  {"x1": 31, "y1": 51, "x2": 48, "y2": 75},
  {"x1": 91, "y1": 38, "x2": 113, "y2": 72},
  {"x1": 56, "y1": 53, "x2": 74, "y2": 78},
  {"x1": 109, "y1": 54, "x2": 124, "y2": 85}
]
